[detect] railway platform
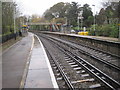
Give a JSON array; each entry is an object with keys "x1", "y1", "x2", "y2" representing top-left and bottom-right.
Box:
[
  {"x1": 39, "y1": 31, "x2": 120, "y2": 56},
  {"x1": 24, "y1": 34, "x2": 58, "y2": 88},
  {"x1": 2, "y1": 32, "x2": 58, "y2": 88},
  {"x1": 40, "y1": 31, "x2": 119, "y2": 42},
  {"x1": 2, "y1": 32, "x2": 33, "y2": 88}
]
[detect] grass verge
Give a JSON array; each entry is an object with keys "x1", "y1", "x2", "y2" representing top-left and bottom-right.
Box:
[{"x1": 0, "y1": 36, "x2": 23, "y2": 53}]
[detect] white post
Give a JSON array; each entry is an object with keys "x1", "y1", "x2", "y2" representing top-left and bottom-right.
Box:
[
  {"x1": 92, "y1": 5, "x2": 95, "y2": 35},
  {"x1": 65, "y1": 17, "x2": 67, "y2": 25},
  {"x1": 118, "y1": 25, "x2": 120, "y2": 41},
  {"x1": 80, "y1": 10, "x2": 83, "y2": 30},
  {"x1": 14, "y1": 3, "x2": 17, "y2": 40},
  {"x1": 14, "y1": 5, "x2": 16, "y2": 34},
  {"x1": 81, "y1": 17, "x2": 83, "y2": 30},
  {"x1": 78, "y1": 16, "x2": 79, "y2": 31},
  {"x1": 66, "y1": 17, "x2": 67, "y2": 33},
  {"x1": 78, "y1": 12, "x2": 81, "y2": 31}
]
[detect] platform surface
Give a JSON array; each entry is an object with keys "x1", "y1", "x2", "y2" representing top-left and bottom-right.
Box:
[
  {"x1": 2, "y1": 33, "x2": 33, "y2": 88},
  {"x1": 40, "y1": 31, "x2": 119, "y2": 42},
  {"x1": 24, "y1": 34, "x2": 58, "y2": 88}
]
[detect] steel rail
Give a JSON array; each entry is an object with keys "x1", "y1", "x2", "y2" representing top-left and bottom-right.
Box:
[
  {"x1": 43, "y1": 43, "x2": 74, "y2": 89},
  {"x1": 39, "y1": 34, "x2": 120, "y2": 90},
  {"x1": 44, "y1": 34, "x2": 120, "y2": 71}
]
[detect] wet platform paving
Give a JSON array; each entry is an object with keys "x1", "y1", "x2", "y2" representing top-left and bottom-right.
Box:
[
  {"x1": 24, "y1": 34, "x2": 58, "y2": 88},
  {"x1": 2, "y1": 33, "x2": 33, "y2": 88}
]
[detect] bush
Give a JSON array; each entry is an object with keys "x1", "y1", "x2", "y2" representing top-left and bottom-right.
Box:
[
  {"x1": 109, "y1": 25, "x2": 119, "y2": 38},
  {"x1": 88, "y1": 24, "x2": 119, "y2": 38}
]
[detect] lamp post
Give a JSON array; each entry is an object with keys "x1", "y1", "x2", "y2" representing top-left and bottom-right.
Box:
[
  {"x1": 78, "y1": 10, "x2": 83, "y2": 31},
  {"x1": 92, "y1": 5, "x2": 96, "y2": 36},
  {"x1": 77, "y1": 4, "x2": 81, "y2": 31},
  {"x1": 80, "y1": 10, "x2": 83, "y2": 30},
  {"x1": 118, "y1": 24, "x2": 120, "y2": 42},
  {"x1": 64, "y1": 17, "x2": 67, "y2": 33},
  {"x1": 77, "y1": 14, "x2": 80, "y2": 31},
  {"x1": 64, "y1": 17, "x2": 67, "y2": 25},
  {"x1": 14, "y1": 3, "x2": 17, "y2": 40}
]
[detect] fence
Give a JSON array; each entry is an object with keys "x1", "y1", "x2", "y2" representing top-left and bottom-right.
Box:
[{"x1": 0, "y1": 32, "x2": 19, "y2": 43}]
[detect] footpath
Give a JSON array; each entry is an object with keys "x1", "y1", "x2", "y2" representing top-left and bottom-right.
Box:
[{"x1": 2, "y1": 32, "x2": 34, "y2": 88}]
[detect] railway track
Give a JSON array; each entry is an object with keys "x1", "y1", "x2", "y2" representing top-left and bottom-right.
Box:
[
  {"x1": 45, "y1": 34, "x2": 120, "y2": 69},
  {"x1": 37, "y1": 33, "x2": 120, "y2": 89},
  {"x1": 41, "y1": 36, "x2": 106, "y2": 89},
  {"x1": 45, "y1": 48, "x2": 74, "y2": 89},
  {"x1": 62, "y1": 37, "x2": 120, "y2": 68},
  {"x1": 38, "y1": 34, "x2": 120, "y2": 82}
]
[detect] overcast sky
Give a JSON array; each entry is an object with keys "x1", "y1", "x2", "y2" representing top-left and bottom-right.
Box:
[{"x1": 15, "y1": 0, "x2": 103, "y2": 16}]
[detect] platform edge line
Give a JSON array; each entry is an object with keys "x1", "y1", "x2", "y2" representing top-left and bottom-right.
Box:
[{"x1": 35, "y1": 34, "x2": 59, "y2": 88}]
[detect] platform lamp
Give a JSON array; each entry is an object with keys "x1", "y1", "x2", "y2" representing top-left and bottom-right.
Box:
[
  {"x1": 92, "y1": 5, "x2": 96, "y2": 36},
  {"x1": 77, "y1": 4, "x2": 81, "y2": 31},
  {"x1": 64, "y1": 17, "x2": 67, "y2": 33},
  {"x1": 77, "y1": 13, "x2": 80, "y2": 31},
  {"x1": 80, "y1": 10, "x2": 83, "y2": 30},
  {"x1": 14, "y1": 3, "x2": 17, "y2": 40}
]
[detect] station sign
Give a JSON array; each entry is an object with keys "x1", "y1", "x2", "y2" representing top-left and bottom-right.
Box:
[{"x1": 23, "y1": 25, "x2": 27, "y2": 27}]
